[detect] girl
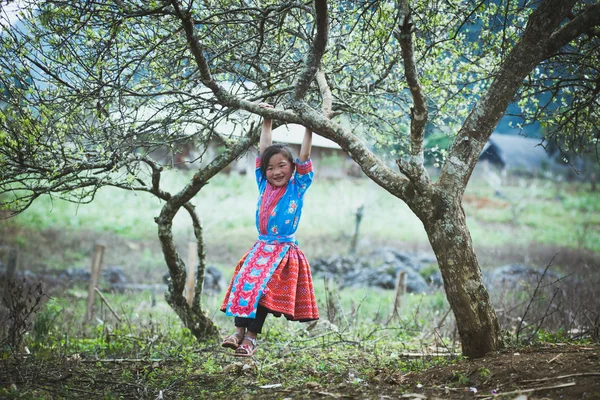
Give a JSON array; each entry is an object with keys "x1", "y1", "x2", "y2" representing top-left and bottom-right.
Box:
[{"x1": 220, "y1": 103, "x2": 319, "y2": 357}]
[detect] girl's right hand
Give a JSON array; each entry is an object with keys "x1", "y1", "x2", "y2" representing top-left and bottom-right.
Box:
[{"x1": 259, "y1": 102, "x2": 274, "y2": 109}]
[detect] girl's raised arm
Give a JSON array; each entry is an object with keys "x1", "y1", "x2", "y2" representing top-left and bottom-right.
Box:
[
  {"x1": 258, "y1": 103, "x2": 273, "y2": 154},
  {"x1": 298, "y1": 127, "x2": 313, "y2": 163}
]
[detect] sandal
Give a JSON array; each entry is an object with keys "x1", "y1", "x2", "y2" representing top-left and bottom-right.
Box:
[
  {"x1": 234, "y1": 336, "x2": 258, "y2": 357},
  {"x1": 221, "y1": 332, "x2": 244, "y2": 350}
]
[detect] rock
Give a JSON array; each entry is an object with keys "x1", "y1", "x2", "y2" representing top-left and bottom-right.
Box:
[
  {"x1": 103, "y1": 266, "x2": 129, "y2": 284},
  {"x1": 59, "y1": 268, "x2": 91, "y2": 282},
  {"x1": 367, "y1": 248, "x2": 430, "y2": 272},
  {"x1": 57, "y1": 266, "x2": 129, "y2": 284},
  {"x1": 483, "y1": 264, "x2": 561, "y2": 288},
  {"x1": 204, "y1": 265, "x2": 223, "y2": 292},
  {"x1": 311, "y1": 249, "x2": 435, "y2": 293}
]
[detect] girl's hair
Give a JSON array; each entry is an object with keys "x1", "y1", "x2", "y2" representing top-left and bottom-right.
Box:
[{"x1": 260, "y1": 143, "x2": 295, "y2": 178}]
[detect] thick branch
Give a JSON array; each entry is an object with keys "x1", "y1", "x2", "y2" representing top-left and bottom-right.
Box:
[
  {"x1": 170, "y1": 0, "x2": 213, "y2": 84},
  {"x1": 293, "y1": 103, "x2": 409, "y2": 199},
  {"x1": 437, "y1": 0, "x2": 582, "y2": 196},
  {"x1": 293, "y1": 0, "x2": 329, "y2": 101},
  {"x1": 170, "y1": 0, "x2": 305, "y2": 121},
  {"x1": 162, "y1": 130, "x2": 259, "y2": 218},
  {"x1": 170, "y1": 0, "x2": 408, "y2": 201},
  {"x1": 394, "y1": 5, "x2": 428, "y2": 161},
  {"x1": 393, "y1": 2, "x2": 431, "y2": 193},
  {"x1": 543, "y1": 3, "x2": 600, "y2": 57}
]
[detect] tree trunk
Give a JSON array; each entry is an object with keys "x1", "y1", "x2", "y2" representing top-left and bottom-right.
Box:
[
  {"x1": 164, "y1": 281, "x2": 219, "y2": 340},
  {"x1": 421, "y1": 192, "x2": 502, "y2": 358},
  {"x1": 156, "y1": 208, "x2": 219, "y2": 341}
]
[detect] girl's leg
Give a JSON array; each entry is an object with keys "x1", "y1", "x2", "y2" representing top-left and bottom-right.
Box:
[{"x1": 246, "y1": 305, "x2": 268, "y2": 334}]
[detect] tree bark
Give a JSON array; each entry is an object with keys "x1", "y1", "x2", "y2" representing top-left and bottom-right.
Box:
[
  {"x1": 419, "y1": 190, "x2": 502, "y2": 358},
  {"x1": 156, "y1": 207, "x2": 219, "y2": 341}
]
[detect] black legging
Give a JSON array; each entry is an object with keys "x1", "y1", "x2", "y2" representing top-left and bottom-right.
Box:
[{"x1": 234, "y1": 305, "x2": 269, "y2": 334}]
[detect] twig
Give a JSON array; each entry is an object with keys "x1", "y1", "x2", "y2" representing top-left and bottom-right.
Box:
[
  {"x1": 475, "y1": 382, "x2": 576, "y2": 398},
  {"x1": 526, "y1": 286, "x2": 560, "y2": 342},
  {"x1": 80, "y1": 358, "x2": 168, "y2": 363},
  {"x1": 94, "y1": 288, "x2": 122, "y2": 322},
  {"x1": 516, "y1": 252, "x2": 558, "y2": 342},
  {"x1": 547, "y1": 353, "x2": 563, "y2": 363},
  {"x1": 436, "y1": 307, "x2": 452, "y2": 329},
  {"x1": 520, "y1": 372, "x2": 600, "y2": 383}
]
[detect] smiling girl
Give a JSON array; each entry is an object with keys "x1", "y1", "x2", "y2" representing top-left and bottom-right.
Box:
[{"x1": 220, "y1": 103, "x2": 319, "y2": 357}]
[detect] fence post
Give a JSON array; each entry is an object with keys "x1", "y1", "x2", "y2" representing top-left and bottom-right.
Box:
[
  {"x1": 349, "y1": 204, "x2": 364, "y2": 254},
  {"x1": 85, "y1": 245, "x2": 105, "y2": 323},
  {"x1": 391, "y1": 271, "x2": 407, "y2": 321},
  {"x1": 185, "y1": 242, "x2": 197, "y2": 306}
]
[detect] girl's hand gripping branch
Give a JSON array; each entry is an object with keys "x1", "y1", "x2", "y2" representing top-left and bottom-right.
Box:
[{"x1": 259, "y1": 103, "x2": 274, "y2": 155}]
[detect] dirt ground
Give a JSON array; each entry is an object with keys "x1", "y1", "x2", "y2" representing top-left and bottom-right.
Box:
[
  {"x1": 393, "y1": 343, "x2": 600, "y2": 399},
  {"x1": 0, "y1": 343, "x2": 598, "y2": 399},
  {"x1": 1, "y1": 225, "x2": 599, "y2": 399}
]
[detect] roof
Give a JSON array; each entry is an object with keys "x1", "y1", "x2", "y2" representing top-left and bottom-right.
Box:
[
  {"x1": 272, "y1": 124, "x2": 341, "y2": 149},
  {"x1": 480, "y1": 133, "x2": 558, "y2": 170}
]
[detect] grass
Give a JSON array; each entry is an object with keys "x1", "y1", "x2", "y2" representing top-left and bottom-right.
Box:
[
  {"x1": 0, "y1": 281, "x2": 460, "y2": 399},
  {"x1": 1, "y1": 169, "x2": 599, "y2": 398},
  {"x1": 3, "y1": 168, "x2": 599, "y2": 263}
]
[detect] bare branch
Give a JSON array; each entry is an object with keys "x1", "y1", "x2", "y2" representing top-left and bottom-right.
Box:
[
  {"x1": 293, "y1": 0, "x2": 328, "y2": 101},
  {"x1": 315, "y1": 68, "x2": 333, "y2": 118},
  {"x1": 393, "y1": 1, "x2": 430, "y2": 192}
]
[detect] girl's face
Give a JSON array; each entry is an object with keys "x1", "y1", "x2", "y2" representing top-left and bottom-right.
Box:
[{"x1": 266, "y1": 153, "x2": 293, "y2": 187}]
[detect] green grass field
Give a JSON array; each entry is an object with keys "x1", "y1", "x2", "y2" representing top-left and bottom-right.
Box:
[
  {"x1": 1, "y1": 168, "x2": 599, "y2": 399},
  {"x1": 4, "y1": 167, "x2": 599, "y2": 257}
]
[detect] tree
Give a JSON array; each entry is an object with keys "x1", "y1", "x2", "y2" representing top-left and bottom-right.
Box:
[
  {"x1": 2, "y1": 0, "x2": 599, "y2": 357},
  {"x1": 0, "y1": 0, "x2": 266, "y2": 340}
]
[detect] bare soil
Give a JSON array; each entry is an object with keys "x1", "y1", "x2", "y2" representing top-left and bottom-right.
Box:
[
  {"x1": 1, "y1": 344, "x2": 598, "y2": 399},
  {"x1": 394, "y1": 344, "x2": 600, "y2": 399}
]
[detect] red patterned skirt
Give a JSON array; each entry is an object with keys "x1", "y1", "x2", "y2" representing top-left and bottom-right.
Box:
[{"x1": 220, "y1": 243, "x2": 319, "y2": 322}]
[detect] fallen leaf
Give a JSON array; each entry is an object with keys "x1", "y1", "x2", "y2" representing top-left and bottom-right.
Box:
[{"x1": 242, "y1": 364, "x2": 253, "y2": 371}]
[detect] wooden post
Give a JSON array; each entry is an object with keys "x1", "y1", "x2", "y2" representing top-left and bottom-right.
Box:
[
  {"x1": 391, "y1": 271, "x2": 407, "y2": 321},
  {"x1": 185, "y1": 241, "x2": 197, "y2": 306},
  {"x1": 349, "y1": 204, "x2": 364, "y2": 254},
  {"x1": 85, "y1": 245, "x2": 105, "y2": 323}
]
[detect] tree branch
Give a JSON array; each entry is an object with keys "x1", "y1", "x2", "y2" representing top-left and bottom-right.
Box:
[
  {"x1": 437, "y1": 0, "x2": 582, "y2": 196},
  {"x1": 393, "y1": 1, "x2": 430, "y2": 192},
  {"x1": 183, "y1": 202, "x2": 206, "y2": 313},
  {"x1": 293, "y1": 103, "x2": 410, "y2": 199},
  {"x1": 315, "y1": 68, "x2": 333, "y2": 118},
  {"x1": 394, "y1": 3, "x2": 428, "y2": 160},
  {"x1": 543, "y1": 3, "x2": 600, "y2": 58},
  {"x1": 293, "y1": 0, "x2": 329, "y2": 101},
  {"x1": 169, "y1": 0, "x2": 408, "y2": 201}
]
